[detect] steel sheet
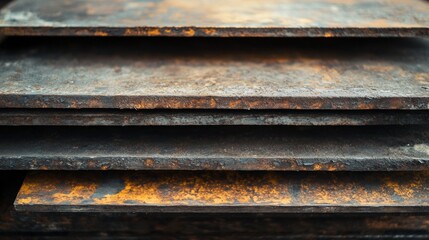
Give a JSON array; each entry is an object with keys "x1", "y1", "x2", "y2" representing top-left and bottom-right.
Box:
[
  {"x1": 0, "y1": 126, "x2": 428, "y2": 171},
  {"x1": 0, "y1": 0, "x2": 429, "y2": 37},
  {"x1": 0, "y1": 38, "x2": 428, "y2": 110},
  {"x1": 15, "y1": 171, "x2": 429, "y2": 213}
]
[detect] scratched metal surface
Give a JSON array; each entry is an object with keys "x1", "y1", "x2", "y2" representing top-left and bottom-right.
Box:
[
  {"x1": 1, "y1": 126, "x2": 428, "y2": 171},
  {"x1": 0, "y1": 0, "x2": 428, "y2": 37},
  {"x1": 1, "y1": 109, "x2": 428, "y2": 126},
  {"x1": 0, "y1": 37, "x2": 428, "y2": 110},
  {"x1": 14, "y1": 171, "x2": 429, "y2": 213}
]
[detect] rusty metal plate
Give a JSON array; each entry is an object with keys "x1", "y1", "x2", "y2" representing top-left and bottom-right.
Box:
[
  {"x1": 14, "y1": 171, "x2": 429, "y2": 213},
  {"x1": 1, "y1": 126, "x2": 428, "y2": 171},
  {"x1": 1, "y1": 109, "x2": 428, "y2": 126},
  {"x1": 0, "y1": 0, "x2": 429, "y2": 37},
  {"x1": 2, "y1": 174, "x2": 429, "y2": 237},
  {"x1": 1, "y1": 37, "x2": 429, "y2": 110}
]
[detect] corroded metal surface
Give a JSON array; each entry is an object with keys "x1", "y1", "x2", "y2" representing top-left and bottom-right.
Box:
[
  {"x1": 2, "y1": 171, "x2": 429, "y2": 237},
  {"x1": 1, "y1": 109, "x2": 428, "y2": 126},
  {"x1": 0, "y1": 126, "x2": 428, "y2": 171},
  {"x1": 15, "y1": 171, "x2": 429, "y2": 213},
  {"x1": 0, "y1": 0, "x2": 428, "y2": 37},
  {"x1": 0, "y1": 37, "x2": 428, "y2": 110}
]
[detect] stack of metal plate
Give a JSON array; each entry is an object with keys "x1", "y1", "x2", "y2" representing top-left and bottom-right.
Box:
[{"x1": 0, "y1": 0, "x2": 428, "y2": 239}]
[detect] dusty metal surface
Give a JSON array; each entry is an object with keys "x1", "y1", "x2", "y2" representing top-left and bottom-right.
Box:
[
  {"x1": 0, "y1": 0, "x2": 428, "y2": 37},
  {"x1": 15, "y1": 171, "x2": 429, "y2": 213},
  {"x1": 0, "y1": 37, "x2": 429, "y2": 110},
  {"x1": 1, "y1": 126, "x2": 429, "y2": 171},
  {"x1": 1, "y1": 109, "x2": 428, "y2": 126}
]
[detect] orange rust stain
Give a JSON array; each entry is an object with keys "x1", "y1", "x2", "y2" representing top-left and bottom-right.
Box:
[
  {"x1": 324, "y1": 32, "x2": 334, "y2": 37},
  {"x1": 382, "y1": 173, "x2": 426, "y2": 200},
  {"x1": 357, "y1": 103, "x2": 376, "y2": 110},
  {"x1": 300, "y1": 178, "x2": 362, "y2": 205},
  {"x1": 90, "y1": 173, "x2": 292, "y2": 205},
  {"x1": 310, "y1": 102, "x2": 323, "y2": 109},
  {"x1": 17, "y1": 197, "x2": 33, "y2": 205},
  {"x1": 16, "y1": 172, "x2": 429, "y2": 207},
  {"x1": 101, "y1": 165, "x2": 109, "y2": 170},
  {"x1": 124, "y1": 28, "x2": 135, "y2": 36},
  {"x1": 203, "y1": 28, "x2": 217, "y2": 35},
  {"x1": 327, "y1": 166, "x2": 338, "y2": 171},
  {"x1": 94, "y1": 31, "x2": 109, "y2": 36},
  {"x1": 182, "y1": 28, "x2": 195, "y2": 37},
  {"x1": 313, "y1": 164, "x2": 323, "y2": 171},
  {"x1": 145, "y1": 159, "x2": 155, "y2": 167},
  {"x1": 228, "y1": 99, "x2": 243, "y2": 108},
  {"x1": 17, "y1": 173, "x2": 99, "y2": 205},
  {"x1": 277, "y1": 101, "x2": 291, "y2": 109},
  {"x1": 93, "y1": 178, "x2": 164, "y2": 204},
  {"x1": 133, "y1": 103, "x2": 144, "y2": 109},
  {"x1": 134, "y1": 100, "x2": 159, "y2": 109},
  {"x1": 209, "y1": 98, "x2": 217, "y2": 108},
  {"x1": 51, "y1": 183, "x2": 98, "y2": 204},
  {"x1": 147, "y1": 28, "x2": 162, "y2": 36}
]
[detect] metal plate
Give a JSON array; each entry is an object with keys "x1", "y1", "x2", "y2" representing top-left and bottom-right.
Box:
[
  {"x1": 0, "y1": 0, "x2": 428, "y2": 37},
  {"x1": 1, "y1": 126, "x2": 428, "y2": 171},
  {"x1": 1, "y1": 37, "x2": 428, "y2": 110},
  {"x1": 3, "y1": 171, "x2": 429, "y2": 237},
  {"x1": 1, "y1": 109, "x2": 428, "y2": 126},
  {"x1": 14, "y1": 171, "x2": 429, "y2": 213}
]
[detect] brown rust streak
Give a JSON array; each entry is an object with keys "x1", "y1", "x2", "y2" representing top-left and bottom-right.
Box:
[{"x1": 15, "y1": 172, "x2": 429, "y2": 208}]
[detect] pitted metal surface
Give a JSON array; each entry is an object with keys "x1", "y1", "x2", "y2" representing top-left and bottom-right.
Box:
[
  {"x1": 1, "y1": 126, "x2": 428, "y2": 171},
  {"x1": 0, "y1": 38, "x2": 428, "y2": 110},
  {"x1": 0, "y1": 0, "x2": 428, "y2": 36},
  {"x1": 15, "y1": 171, "x2": 429, "y2": 212}
]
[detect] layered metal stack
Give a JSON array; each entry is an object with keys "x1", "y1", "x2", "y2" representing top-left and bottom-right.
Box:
[{"x1": 0, "y1": 0, "x2": 429, "y2": 239}]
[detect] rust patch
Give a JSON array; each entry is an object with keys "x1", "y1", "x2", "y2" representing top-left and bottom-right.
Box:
[
  {"x1": 94, "y1": 31, "x2": 108, "y2": 36},
  {"x1": 14, "y1": 171, "x2": 429, "y2": 212}
]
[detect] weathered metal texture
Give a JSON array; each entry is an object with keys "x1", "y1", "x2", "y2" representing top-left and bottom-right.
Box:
[
  {"x1": 0, "y1": 0, "x2": 429, "y2": 37},
  {"x1": 1, "y1": 109, "x2": 428, "y2": 126},
  {"x1": 15, "y1": 171, "x2": 429, "y2": 213},
  {"x1": 1, "y1": 126, "x2": 429, "y2": 171},
  {"x1": 1, "y1": 37, "x2": 428, "y2": 110},
  {"x1": 2, "y1": 172, "x2": 429, "y2": 237},
  {"x1": 2, "y1": 213, "x2": 429, "y2": 239}
]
